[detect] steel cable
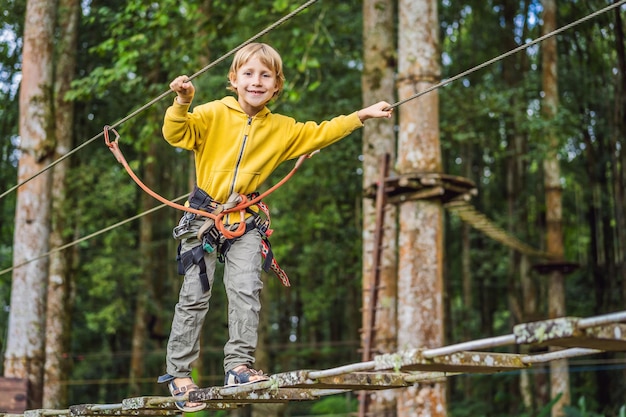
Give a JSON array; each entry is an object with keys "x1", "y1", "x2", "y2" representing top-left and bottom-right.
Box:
[{"x1": 0, "y1": 0, "x2": 319, "y2": 201}]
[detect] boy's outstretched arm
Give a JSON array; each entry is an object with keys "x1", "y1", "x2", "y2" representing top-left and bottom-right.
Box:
[{"x1": 357, "y1": 101, "x2": 393, "y2": 122}]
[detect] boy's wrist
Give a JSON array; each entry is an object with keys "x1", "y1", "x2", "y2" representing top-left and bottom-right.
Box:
[{"x1": 176, "y1": 96, "x2": 192, "y2": 105}]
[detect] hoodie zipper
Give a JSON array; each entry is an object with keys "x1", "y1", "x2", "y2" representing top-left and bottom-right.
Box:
[{"x1": 229, "y1": 116, "x2": 253, "y2": 196}]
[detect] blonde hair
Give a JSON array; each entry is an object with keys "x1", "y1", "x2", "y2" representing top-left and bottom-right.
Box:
[{"x1": 227, "y1": 43, "x2": 285, "y2": 97}]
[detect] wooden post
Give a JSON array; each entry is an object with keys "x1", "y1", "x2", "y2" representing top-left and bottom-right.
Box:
[
  {"x1": 396, "y1": 0, "x2": 446, "y2": 416},
  {"x1": 362, "y1": 0, "x2": 397, "y2": 415},
  {"x1": 0, "y1": 377, "x2": 28, "y2": 413}
]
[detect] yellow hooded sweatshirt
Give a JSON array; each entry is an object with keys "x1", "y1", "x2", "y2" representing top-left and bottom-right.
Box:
[{"x1": 162, "y1": 96, "x2": 363, "y2": 206}]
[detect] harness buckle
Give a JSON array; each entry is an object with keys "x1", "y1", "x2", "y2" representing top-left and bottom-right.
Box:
[{"x1": 172, "y1": 212, "x2": 196, "y2": 239}]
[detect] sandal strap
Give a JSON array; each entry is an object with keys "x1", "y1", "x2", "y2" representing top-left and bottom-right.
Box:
[
  {"x1": 244, "y1": 367, "x2": 264, "y2": 376},
  {"x1": 237, "y1": 366, "x2": 264, "y2": 377},
  {"x1": 171, "y1": 383, "x2": 199, "y2": 396},
  {"x1": 165, "y1": 379, "x2": 206, "y2": 412},
  {"x1": 224, "y1": 365, "x2": 270, "y2": 386}
]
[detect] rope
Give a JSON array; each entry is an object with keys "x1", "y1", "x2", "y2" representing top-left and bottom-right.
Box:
[
  {"x1": 3, "y1": 1, "x2": 621, "y2": 272},
  {"x1": 384, "y1": 0, "x2": 626, "y2": 110},
  {"x1": 104, "y1": 126, "x2": 314, "y2": 240},
  {"x1": 0, "y1": 194, "x2": 188, "y2": 277},
  {"x1": 0, "y1": 0, "x2": 319, "y2": 201},
  {"x1": 3, "y1": 0, "x2": 619, "y2": 199},
  {"x1": 444, "y1": 200, "x2": 555, "y2": 259},
  {"x1": 1, "y1": 116, "x2": 314, "y2": 276}
]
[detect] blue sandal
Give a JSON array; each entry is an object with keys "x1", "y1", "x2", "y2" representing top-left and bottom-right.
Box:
[
  {"x1": 224, "y1": 365, "x2": 270, "y2": 386},
  {"x1": 158, "y1": 373, "x2": 207, "y2": 412}
]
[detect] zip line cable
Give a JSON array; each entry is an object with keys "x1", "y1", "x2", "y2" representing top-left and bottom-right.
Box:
[
  {"x1": 0, "y1": 0, "x2": 320, "y2": 277},
  {"x1": 385, "y1": 0, "x2": 626, "y2": 110},
  {"x1": 2, "y1": 0, "x2": 620, "y2": 202},
  {"x1": 0, "y1": 195, "x2": 188, "y2": 277},
  {"x1": 0, "y1": 0, "x2": 319, "y2": 202},
  {"x1": 1, "y1": 1, "x2": 622, "y2": 275}
]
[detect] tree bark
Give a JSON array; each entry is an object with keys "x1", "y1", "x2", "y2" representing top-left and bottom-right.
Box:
[
  {"x1": 43, "y1": 0, "x2": 80, "y2": 408},
  {"x1": 361, "y1": 0, "x2": 397, "y2": 415},
  {"x1": 128, "y1": 140, "x2": 158, "y2": 397},
  {"x1": 611, "y1": 0, "x2": 626, "y2": 317},
  {"x1": 396, "y1": 0, "x2": 446, "y2": 416},
  {"x1": 541, "y1": 1, "x2": 570, "y2": 416},
  {"x1": 497, "y1": 0, "x2": 538, "y2": 410},
  {"x1": 4, "y1": 0, "x2": 57, "y2": 408}
]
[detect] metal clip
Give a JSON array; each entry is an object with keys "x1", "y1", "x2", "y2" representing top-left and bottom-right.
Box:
[{"x1": 172, "y1": 212, "x2": 196, "y2": 239}]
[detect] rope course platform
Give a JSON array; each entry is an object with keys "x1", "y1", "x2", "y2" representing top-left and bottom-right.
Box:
[
  {"x1": 364, "y1": 172, "x2": 477, "y2": 205},
  {"x1": 3, "y1": 311, "x2": 624, "y2": 416},
  {"x1": 363, "y1": 170, "x2": 555, "y2": 260},
  {"x1": 444, "y1": 200, "x2": 556, "y2": 259}
]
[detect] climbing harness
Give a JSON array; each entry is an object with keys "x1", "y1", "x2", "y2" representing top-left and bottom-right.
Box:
[
  {"x1": 104, "y1": 126, "x2": 309, "y2": 287},
  {"x1": 8, "y1": 0, "x2": 621, "y2": 280},
  {"x1": 173, "y1": 185, "x2": 290, "y2": 290},
  {"x1": 0, "y1": 0, "x2": 320, "y2": 203},
  {"x1": 3, "y1": 0, "x2": 623, "y2": 207}
]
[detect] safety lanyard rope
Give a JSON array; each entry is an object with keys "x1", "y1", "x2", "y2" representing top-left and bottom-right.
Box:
[
  {"x1": 104, "y1": 126, "x2": 315, "y2": 240},
  {"x1": 3, "y1": 1, "x2": 623, "y2": 277},
  {"x1": 2, "y1": 0, "x2": 621, "y2": 201},
  {"x1": 0, "y1": 0, "x2": 319, "y2": 202}
]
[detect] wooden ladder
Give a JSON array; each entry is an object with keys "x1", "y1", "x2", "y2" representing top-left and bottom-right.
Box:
[{"x1": 359, "y1": 153, "x2": 390, "y2": 417}]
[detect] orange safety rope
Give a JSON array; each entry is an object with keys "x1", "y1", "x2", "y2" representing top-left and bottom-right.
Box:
[{"x1": 104, "y1": 125, "x2": 315, "y2": 240}]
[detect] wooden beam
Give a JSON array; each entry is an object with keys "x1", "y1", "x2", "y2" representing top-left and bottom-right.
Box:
[
  {"x1": 0, "y1": 377, "x2": 27, "y2": 414},
  {"x1": 514, "y1": 317, "x2": 626, "y2": 351},
  {"x1": 191, "y1": 386, "x2": 320, "y2": 403},
  {"x1": 121, "y1": 396, "x2": 237, "y2": 411},
  {"x1": 374, "y1": 349, "x2": 528, "y2": 373}
]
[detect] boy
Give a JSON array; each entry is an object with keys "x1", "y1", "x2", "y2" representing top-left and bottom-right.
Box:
[{"x1": 158, "y1": 42, "x2": 392, "y2": 411}]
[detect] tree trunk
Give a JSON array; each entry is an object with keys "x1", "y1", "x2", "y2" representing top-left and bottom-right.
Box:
[
  {"x1": 459, "y1": 142, "x2": 473, "y2": 401},
  {"x1": 129, "y1": 140, "x2": 158, "y2": 397},
  {"x1": 43, "y1": 0, "x2": 80, "y2": 408},
  {"x1": 396, "y1": 1, "x2": 446, "y2": 416},
  {"x1": 613, "y1": 1, "x2": 626, "y2": 396},
  {"x1": 4, "y1": 0, "x2": 57, "y2": 408},
  {"x1": 361, "y1": 0, "x2": 397, "y2": 415},
  {"x1": 612, "y1": 0, "x2": 626, "y2": 315},
  {"x1": 498, "y1": 0, "x2": 537, "y2": 410},
  {"x1": 541, "y1": 1, "x2": 570, "y2": 416}
]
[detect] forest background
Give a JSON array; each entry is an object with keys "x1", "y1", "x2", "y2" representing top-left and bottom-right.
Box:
[{"x1": 1, "y1": 0, "x2": 625, "y2": 416}]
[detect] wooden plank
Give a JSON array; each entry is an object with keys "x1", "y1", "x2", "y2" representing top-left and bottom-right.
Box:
[
  {"x1": 191, "y1": 386, "x2": 320, "y2": 403},
  {"x1": 24, "y1": 410, "x2": 68, "y2": 417},
  {"x1": 514, "y1": 317, "x2": 626, "y2": 351},
  {"x1": 275, "y1": 369, "x2": 451, "y2": 389},
  {"x1": 71, "y1": 402, "x2": 187, "y2": 415},
  {"x1": 0, "y1": 377, "x2": 27, "y2": 414},
  {"x1": 122, "y1": 385, "x2": 323, "y2": 407},
  {"x1": 271, "y1": 370, "x2": 410, "y2": 390},
  {"x1": 121, "y1": 397, "x2": 237, "y2": 411},
  {"x1": 373, "y1": 349, "x2": 528, "y2": 373}
]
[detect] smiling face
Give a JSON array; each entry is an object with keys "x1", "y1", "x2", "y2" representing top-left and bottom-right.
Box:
[
  {"x1": 229, "y1": 56, "x2": 280, "y2": 116},
  {"x1": 227, "y1": 43, "x2": 285, "y2": 117}
]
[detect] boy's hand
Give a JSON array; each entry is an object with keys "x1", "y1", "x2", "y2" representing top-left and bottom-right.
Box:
[
  {"x1": 170, "y1": 75, "x2": 195, "y2": 104},
  {"x1": 357, "y1": 101, "x2": 393, "y2": 122}
]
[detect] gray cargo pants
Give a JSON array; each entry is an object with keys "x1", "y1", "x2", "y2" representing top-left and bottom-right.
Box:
[{"x1": 165, "y1": 218, "x2": 264, "y2": 377}]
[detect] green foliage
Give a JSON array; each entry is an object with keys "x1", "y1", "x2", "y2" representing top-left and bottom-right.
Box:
[
  {"x1": 450, "y1": 388, "x2": 561, "y2": 417},
  {"x1": 563, "y1": 397, "x2": 626, "y2": 417},
  {"x1": 309, "y1": 395, "x2": 357, "y2": 414},
  {"x1": 1, "y1": 0, "x2": 626, "y2": 412},
  {"x1": 564, "y1": 397, "x2": 604, "y2": 417},
  {"x1": 0, "y1": 0, "x2": 24, "y2": 374}
]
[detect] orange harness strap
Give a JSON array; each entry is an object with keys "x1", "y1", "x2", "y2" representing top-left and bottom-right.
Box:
[{"x1": 104, "y1": 125, "x2": 315, "y2": 241}]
